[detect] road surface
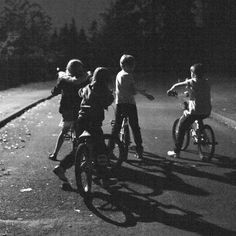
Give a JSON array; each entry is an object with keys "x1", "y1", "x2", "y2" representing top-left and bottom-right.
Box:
[{"x1": 0, "y1": 93, "x2": 236, "y2": 236}]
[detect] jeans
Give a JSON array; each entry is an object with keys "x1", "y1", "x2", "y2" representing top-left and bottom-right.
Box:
[{"x1": 111, "y1": 103, "x2": 143, "y2": 153}]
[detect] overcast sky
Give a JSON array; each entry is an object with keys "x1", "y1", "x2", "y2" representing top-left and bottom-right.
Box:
[{"x1": 0, "y1": 0, "x2": 113, "y2": 30}]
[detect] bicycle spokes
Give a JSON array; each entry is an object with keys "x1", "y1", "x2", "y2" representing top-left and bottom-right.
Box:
[{"x1": 198, "y1": 125, "x2": 215, "y2": 161}]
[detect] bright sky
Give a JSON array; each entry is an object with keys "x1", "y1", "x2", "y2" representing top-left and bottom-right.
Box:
[{"x1": 0, "y1": 0, "x2": 113, "y2": 30}]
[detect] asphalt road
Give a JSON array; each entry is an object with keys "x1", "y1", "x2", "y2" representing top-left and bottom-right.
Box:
[{"x1": 0, "y1": 94, "x2": 236, "y2": 236}]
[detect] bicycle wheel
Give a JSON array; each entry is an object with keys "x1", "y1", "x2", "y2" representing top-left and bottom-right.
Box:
[
  {"x1": 172, "y1": 118, "x2": 190, "y2": 151},
  {"x1": 198, "y1": 124, "x2": 215, "y2": 161},
  {"x1": 104, "y1": 134, "x2": 124, "y2": 169},
  {"x1": 75, "y1": 143, "x2": 92, "y2": 197},
  {"x1": 122, "y1": 124, "x2": 130, "y2": 159}
]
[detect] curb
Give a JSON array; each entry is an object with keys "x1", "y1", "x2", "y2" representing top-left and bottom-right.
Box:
[
  {"x1": 211, "y1": 111, "x2": 236, "y2": 130},
  {"x1": 0, "y1": 95, "x2": 54, "y2": 129}
]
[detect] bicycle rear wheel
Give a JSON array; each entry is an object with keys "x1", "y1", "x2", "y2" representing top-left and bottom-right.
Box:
[
  {"x1": 104, "y1": 134, "x2": 124, "y2": 170},
  {"x1": 75, "y1": 143, "x2": 92, "y2": 198},
  {"x1": 198, "y1": 124, "x2": 215, "y2": 161},
  {"x1": 172, "y1": 118, "x2": 190, "y2": 151}
]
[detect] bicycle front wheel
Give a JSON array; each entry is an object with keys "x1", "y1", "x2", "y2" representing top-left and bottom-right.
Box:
[
  {"x1": 172, "y1": 118, "x2": 190, "y2": 151},
  {"x1": 75, "y1": 143, "x2": 92, "y2": 198},
  {"x1": 104, "y1": 134, "x2": 124, "y2": 170},
  {"x1": 198, "y1": 124, "x2": 215, "y2": 161}
]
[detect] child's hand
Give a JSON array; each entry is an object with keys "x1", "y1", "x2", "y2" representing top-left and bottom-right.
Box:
[{"x1": 87, "y1": 71, "x2": 92, "y2": 77}]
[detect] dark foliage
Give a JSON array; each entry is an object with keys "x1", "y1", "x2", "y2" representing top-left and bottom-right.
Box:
[{"x1": 1, "y1": 0, "x2": 236, "y2": 90}]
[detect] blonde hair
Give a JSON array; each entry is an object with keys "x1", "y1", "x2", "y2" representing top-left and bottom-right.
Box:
[{"x1": 120, "y1": 54, "x2": 135, "y2": 69}]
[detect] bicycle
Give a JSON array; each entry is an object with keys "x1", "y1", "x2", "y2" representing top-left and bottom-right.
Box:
[
  {"x1": 110, "y1": 90, "x2": 154, "y2": 160},
  {"x1": 111, "y1": 114, "x2": 131, "y2": 160},
  {"x1": 74, "y1": 124, "x2": 124, "y2": 198},
  {"x1": 168, "y1": 90, "x2": 217, "y2": 162}
]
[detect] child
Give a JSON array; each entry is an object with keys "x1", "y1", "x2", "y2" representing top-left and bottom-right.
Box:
[
  {"x1": 167, "y1": 63, "x2": 212, "y2": 158},
  {"x1": 53, "y1": 67, "x2": 115, "y2": 185},
  {"x1": 49, "y1": 59, "x2": 91, "y2": 161},
  {"x1": 111, "y1": 54, "x2": 144, "y2": 159}
]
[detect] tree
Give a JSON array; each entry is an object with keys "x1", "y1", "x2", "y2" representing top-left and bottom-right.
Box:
[
  {"x1": 0, "y1": 0, "x2": 52, "y2": 57},
  {"x1": 162, "y1": 0, "x2": 196, "y2": 72},
  {"x1": 0, "y1": 0, "x2": 52, "y2": 87}
]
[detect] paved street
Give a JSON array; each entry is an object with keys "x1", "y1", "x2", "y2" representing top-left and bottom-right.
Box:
[{"x1": 0, "y1": 93, "x2": 236, "y2": 236}]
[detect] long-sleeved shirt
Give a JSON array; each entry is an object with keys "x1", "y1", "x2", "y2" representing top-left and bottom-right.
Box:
[
  {"x1": 51, "y1": 72, "x2": 90, "y2": 114},
  {"x1": 79, "y1": 83, "x2": 114, "y2": 125}
]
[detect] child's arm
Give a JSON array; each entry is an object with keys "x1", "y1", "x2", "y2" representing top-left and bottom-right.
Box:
[
  {"x1": 167, "y1": 79, "x2": 189, "y2": 93},
  {"x1": 51, "y1": 76, "x2": 63, "y2": 96}
]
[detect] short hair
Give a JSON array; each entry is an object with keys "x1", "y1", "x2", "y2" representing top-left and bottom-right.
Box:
[
  {"x1": 190, "y1": 63, "x2": 205, "y2": 78},
  {"x1": 66, "y1": 59, "x2": 84, "y2": 77},
  {"x1": 120, "y1": 54, "x2": 135, "y2": 68}
]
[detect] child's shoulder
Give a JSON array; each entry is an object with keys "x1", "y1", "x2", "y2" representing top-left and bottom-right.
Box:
[{"x1": 117, "y1": 70, "x2": 133, "y2": 79}]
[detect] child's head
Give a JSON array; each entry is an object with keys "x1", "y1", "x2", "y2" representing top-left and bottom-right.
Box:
[
  {"x1": 66, "y1": 59, "x2": 84, "y2": 77},
  {"x1": 120, "y1": 54, "x2": 135, "y2": 72},
  {"x1": 92, "y1": 67, "x2": 111, "y2": 88},
  {"x1": 190, "y1": 63, "x2": 205, "y2": 79}
]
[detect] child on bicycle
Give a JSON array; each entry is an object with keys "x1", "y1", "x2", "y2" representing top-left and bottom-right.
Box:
[
  {"x1": 53, "y1": 67, "x2": 115, "y2": 185},
  {"x1": 167, "y1": 63, "x2": 212, "y2": 158},
  {"x1": 49, "y1": 59, "x2": 91, "y2": 161},
  {"x1": 111, "y1": 54, "x2": 143, "y2": 159}
]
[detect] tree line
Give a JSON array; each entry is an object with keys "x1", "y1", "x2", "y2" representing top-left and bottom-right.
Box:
[{"x1": 0, "y1": 0, "x2": 235, "y2": 90}]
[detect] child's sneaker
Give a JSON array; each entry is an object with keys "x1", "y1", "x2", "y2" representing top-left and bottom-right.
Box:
[
  {"x1": 53, "y1": 165, "x2": 68, "y2": 182},
  {"x1": 49, "y1": 153, "x2": 57, "y2": 161},
  {"x1": 136, "y1": 147, "x2": 143, "y2": 159},
  {"x1": 167, "y1": 150, "x2": 180, "y2": 158}
]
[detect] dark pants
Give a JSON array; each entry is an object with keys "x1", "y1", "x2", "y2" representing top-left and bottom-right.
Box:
[
  {"x1": 111, "y1": 103, "x2": 143, "y2": 153},
  {"x1": 60, "y1": 116, "x2": 106, "y2": 170},
  {"x1": 174, "y1": 113, "x2": 208, "y2": 153}
]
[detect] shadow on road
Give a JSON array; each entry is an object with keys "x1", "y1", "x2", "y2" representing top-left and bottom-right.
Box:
[
  {"x1": 83, "y1": 178, "x2": 236, "y2": 236},
  {"x1": 72, "y1": 150, "x2": 235, "y2": 234},
  {"x1": 128, "y1": 150, "x2": 236, "y2": 186}
]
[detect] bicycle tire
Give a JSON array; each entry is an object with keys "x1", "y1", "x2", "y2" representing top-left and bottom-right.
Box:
[
  {"x1": 172, "y1": 118, "x2": 190, "y2": 151},
  {"x1": 123, "y1": 124, "x2": 130, "y2": 160},
  {"x1": 198, "y1": 124, "x2": 215, "y2": 161},
  {"x1": 74, "y1": 143, "x2": 92, "y2": 198},
  {"x1": 104, "y1": 134, "x2": 125, "y2": 169}
]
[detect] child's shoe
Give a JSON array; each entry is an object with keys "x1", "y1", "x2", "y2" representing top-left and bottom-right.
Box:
[
  {"x1": 49, "y1": 153, "x2": 57, "y2": 161},
  {"x1": 53, "y1": 165, "x2": 68, "y2": 182},
  {"x1": 136, "y1": 146, "x2": 143, "y2": 159},
  {"x1": 167, "y1": 150, "x2": 180, "y2": 158}
]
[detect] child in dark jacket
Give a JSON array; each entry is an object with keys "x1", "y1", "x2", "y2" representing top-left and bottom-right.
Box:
[
  {"x1": 53, "y1": 67, "x2": 115, "y2": 185},
  {"x1": 49, "y1": 59, "x2": 91, "y2": 161}
]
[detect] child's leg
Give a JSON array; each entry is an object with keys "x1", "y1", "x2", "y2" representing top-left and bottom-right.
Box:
[
  {"x1": 127, "y1": 104, "x2": 143, "y2": 157},
  {"x1": 111, "y1": 104, "x2": 124, "y2": 136},
  {"x1": 50, "y1": 125, "x2": 70, "y2": 160},
  {"x1": 174, "y1": 114, "x2": 195, "y2": 153}
]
